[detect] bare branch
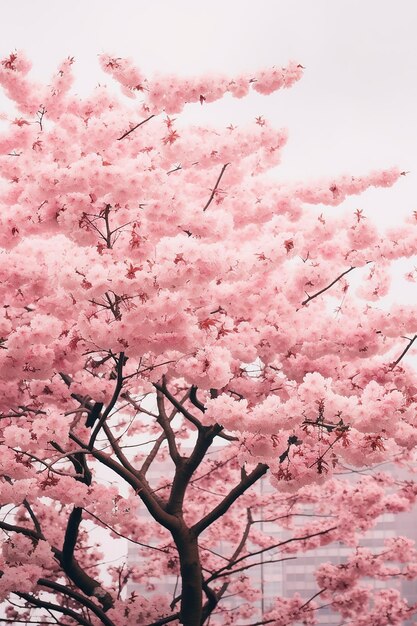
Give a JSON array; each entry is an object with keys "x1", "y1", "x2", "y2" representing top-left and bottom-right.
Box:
[
  {"x1": 165, "y1": 423, "x2": 223, "y2": 516},
  {"x1": 16, "y1": 592, "x2": 93, "y2": 626},
  {"x1": 192, "y1": 463, "x2": 268, "y2": 536},
  {"x1": 84, "y1": 509, "x2": 169, "y2": 553},
  {"x1": 301, "y1": 266, "x2": 356, "y2": 306},
  {"x1": 22, "y1": 499, "x2": 44, "y2": 537},
  {"x1": 146, "y1": 614, "x2": 180, "y2": 626},
  {"x1": 189, "y1": 385, "x2": 206, "y2": 413},
  {"x1": 69, "y1": 432, "x2": 177, "y2": 532},
  {"x1": 156, "y1": 381, "x2": 180, "y2": 465},
  {"x1": 117, "y1": 114, "x2": 155, "y2": 141},
  {"x1": 140, "y1": 431, "x2": 168, "y2": 475},
  {"x1": 89, "y1": 351, "x2": 125, "y2": 449},
  {"x1": 207, "y1": 526, "x2": 337, "y2": 580},
  {"x1": 390, "y1": 334, "x2": 417, "y2": 369},
  {"x1": 210, "y1": 555, "x2": 296, "y2": 580},
  {"x1": 153, "y1": 380, "x2": 203, "y2": 430},
  {"x1": 0, "y1": 520, "x2": 41, "y2": 541},
  {"x1": 202, "y1": 163, "x2": 230, "y2": 212},
  {"x1": 38, "y1": 579, "x2": 116, "y2": 626}
]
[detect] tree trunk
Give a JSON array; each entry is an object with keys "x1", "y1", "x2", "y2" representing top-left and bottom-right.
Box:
[{"x1": 173, "y1": 528, "x2": 203, "y2": 626}]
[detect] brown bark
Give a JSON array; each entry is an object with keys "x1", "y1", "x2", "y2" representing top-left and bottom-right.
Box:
[{"x1": 172, "y1": 527, "x2": 203, "y2": 626}]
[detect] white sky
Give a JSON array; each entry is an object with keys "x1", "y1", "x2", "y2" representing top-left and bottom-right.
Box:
[
  {"x1": 1, "y1": 0, "x2": 416, "y2": 298},
  {"x1": 1, "y1": 0, "x2": 416, "y2": 200}
]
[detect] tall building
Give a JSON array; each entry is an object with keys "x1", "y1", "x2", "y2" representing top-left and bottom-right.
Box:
[{"x1": 127, "y1": 453, "x2": 417, "y2": 624}]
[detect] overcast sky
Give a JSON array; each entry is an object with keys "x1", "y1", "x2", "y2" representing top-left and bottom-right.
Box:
[{"x1": 1, "y1": 0, "x2": 416, "y2": 209}]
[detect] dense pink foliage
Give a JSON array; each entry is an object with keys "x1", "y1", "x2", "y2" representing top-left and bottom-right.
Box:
[{"x1": 0, "y1": 51, "x2": 417, "y2": 625}]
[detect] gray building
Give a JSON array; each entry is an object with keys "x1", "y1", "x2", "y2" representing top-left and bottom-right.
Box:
[{"x1": 127, "y1": 455, "x2": 417, "y2": 624}]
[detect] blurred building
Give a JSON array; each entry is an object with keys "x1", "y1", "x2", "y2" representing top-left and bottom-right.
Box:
[{"x1": 127, "y1": 454, "x2": 417, "y2": 624}]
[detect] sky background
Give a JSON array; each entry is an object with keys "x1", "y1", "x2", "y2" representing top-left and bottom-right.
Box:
[
  {"x1": 1, "y1": 1, "x2": 416, "y2": 309},
  {"x1": 1, "y1": 0, "x2": 416, "y2": 214},
  {"x1": 1, "y1": 0, "x2": 417, "y2": 571}
]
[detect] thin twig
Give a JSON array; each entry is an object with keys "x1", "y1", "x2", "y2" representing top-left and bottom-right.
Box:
[
  {"x1": 390, "y1": 334, "x2": 417, "y2": 369},
  {"x1": 301, "y1": 266, "x2": 356, "y2": 306},
  {"x1": 202, "y1": 163, "x2": 230, "y2": 211},
  {"x1": 84, "y1": 509, "x2": 169, "y2": 552},
  {"x1": 16, "y1": 593, "x2": 92, "y2": 626},
  {"x1": 117, "y1": 114, "x2": 155, "y2": 140},
  {"x1": 298, "y1": 588, "x2": 326, "y2": 611}
]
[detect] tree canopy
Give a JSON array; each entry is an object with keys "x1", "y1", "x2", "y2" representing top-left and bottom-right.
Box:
[{"x1": 0, "y1": 51, "x2": 417, "y2": 625}]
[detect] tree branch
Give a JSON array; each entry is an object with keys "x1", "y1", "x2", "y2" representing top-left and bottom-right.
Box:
[
  {"x1": 57, "y1": 511, "x2": 114, "y2": 611},
  {"x1": 69, "y1": 433, "x2": 177, "y2": 532},
  {"x1": 0, "y1": 520, "x2": 41, "y2": 541},
  {"x1": 153, "y1": 381, "x2": 237, "y2": 441},
  {"x1": 156, "y1": 382, "x2": 180, "y2": 465},
  {"x1": 22, "y1": 499, "x2": 44, "y2": 537},
  {"x1": 208, "y1": 555, "x2": 296, "y2": 581},
  {"x1": 301, "y1": 266, "x2": 356, "y2": 306},
  {"x1": 200, "y1": 580, "x2": 218, "y2": 624},
  {"x1": 207, "y1": 526, "x2": 338, "y2": 580},
  {"x1": 16, "y1": 592, "x2": 93, "y2": 626},
  {"x1": 391, "y1": 334, "x2": 417, "y2": 369},
  {"x1": 192, "y1": 463, "x2": 268, "y2": 536},
  {"x1": 84, "y1": 509, "x2": 169, "y2": 552},
  {"x1": 89, "y1": 352, "x2": 125, "y2": 449},
  {"x1": 38, "y1": 579, "x2": 116, "y2": 626},
  {"x1": 146, "y1": 614, "x2": 181, "y2": 626},
  {"x1": 140, "y1": 431, "x2": 167, "y2": 475},
  {"x1": 202, "y1": 163, "x2": 230, "y2": 212},
  {"x1": 189, "y1": 386, "x2": 206, "y2": 413},
  {"x1": 117, "y1": 114, "x2": 155, "y2": 140},
  {"x1": 153, "y1": 380, "x2": 203, "y2": 430},
  {"x1": 166, "y1": 423, "x2": 223, "y2": 516},
  {"x1": 102, "y1": 421, "x2": 142, "y2": 477}
]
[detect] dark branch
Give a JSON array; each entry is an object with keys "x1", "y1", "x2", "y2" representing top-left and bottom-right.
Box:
[
  {"x1": 166, "y1": 423, "x2": 223, "y2": 516},
  {"x1": 202, "y1": 163, "x2": 230, "y2": 212},
  {"x1": 38, "y1": 579, "x2": 116, "y2": 626},
  {"x1": 17, "y1": 592, "x2": 92, "y2": 626},
  {"x1": 189, "y1": 386, "x2": 206, "y2": 413},
  {"x1": 301, "y1": 266, "x2": 356, "y2": 306},
  {"x1": 207, "y1": 526, "x2": 338, "y2": 579},
  {"x1": 117, "y1": 114, "x2": 155, "y2": 140},
  {"x1": 153, "y1": 380, "x2": 237, "y2": 440},
  {"x1": 0, "y1": 520, "x2": 40, "y2": 541},
  {"x1": 22, "y1": 499, "x2": 43, "y2": 537},
  {"x1": 140, "y1": 431, "x2": 167, "y2": 475},
  {"x1": 200, "y1": 580, "x2": 218, "y2": 623},
  {"x1": 192, "y1": 463, "x2": 268, "y2": 536},
  {"x1": 61, "y1": 507, "x2": 82, "y2": 569},
  {"x1": 84, "y1": 509, "x2": 168, "y2": 552},
  {"x1": 208, "y1": 555, "x2": 296, "y2": 580},
  {"x1": 57, "y1": 515, "x2": 114, "y2": 612},
  {"x1": 89, "y1": 351, "x2": 125, "y2": 449},
  {"x1": 391, "y1": 334, "x2": 417, "y2": 369},
  {"x1": 69, "y1": 433, "x2": 177, "y2": 532},
  {"x1": 156, "y1": 382, "x2": 180, "y2": 465},
  {"x1": 153, "y1": 380, "x2": 203, "y2": 430},
  {"x1": 146, "y1": 614, "x2": 181, "y2": 626}
]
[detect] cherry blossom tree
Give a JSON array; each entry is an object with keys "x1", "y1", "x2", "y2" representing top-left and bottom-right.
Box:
[{"x1": 1, "y1": 50, "x2": 417, "y2": 626}]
